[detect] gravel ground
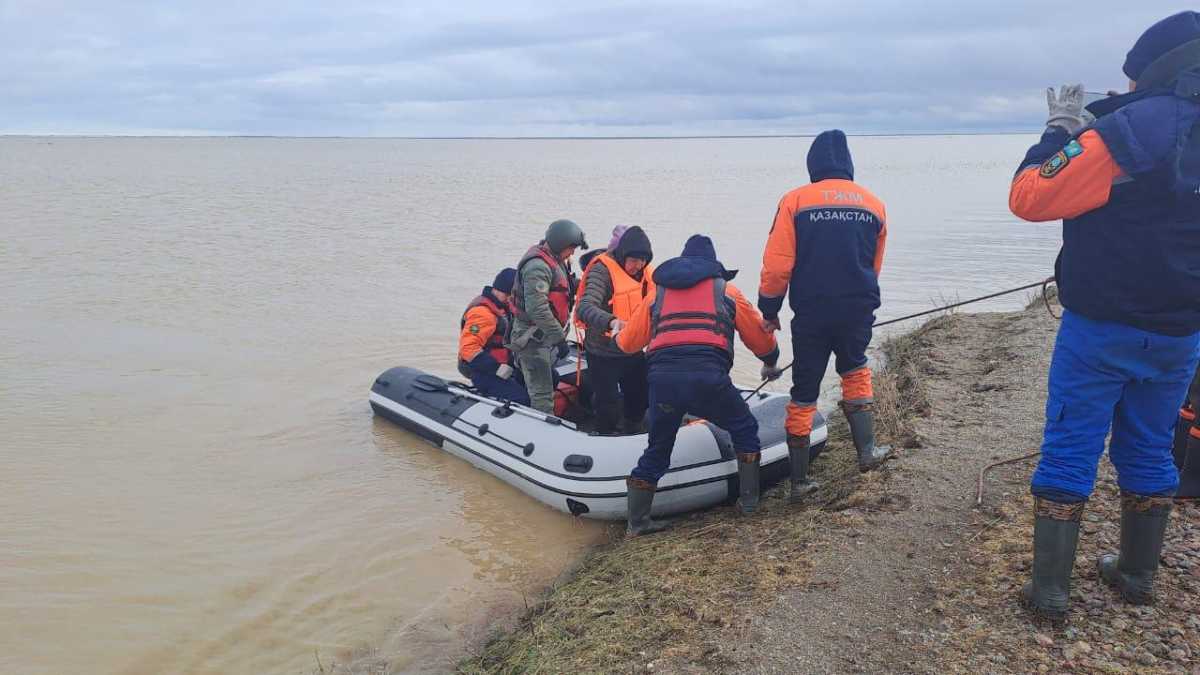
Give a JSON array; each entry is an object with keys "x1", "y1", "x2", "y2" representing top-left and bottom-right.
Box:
[{"x1": 743, "y1": 303, "x2": 1200, "y2": 675}]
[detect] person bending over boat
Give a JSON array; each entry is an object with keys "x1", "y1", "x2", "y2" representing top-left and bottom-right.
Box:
[
  {"x1": 615, "y1": 235, "x2": 781, "y2": 535},
  {"x1": 574, "y1": 226, "x2": 655, "y2": 434},
  {"x1": 457, "y1": 268, "x2": 530, "y2": 406},
  {"x1": 1008, "y1": 11, "x2": 1200, "y2": 621},
  {"x1": 509, "y1": 219, "x2": 588, "y2": 414},
  {"x1": 757, "y1": 129, "x2": 891, "y2": 505}
]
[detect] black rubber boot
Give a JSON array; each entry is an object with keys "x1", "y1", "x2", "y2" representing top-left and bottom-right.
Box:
[
  {"x1": 841, "y1": 402, "x2": 892, "y2": 472},
  {"x1": 735, "y1": 452, "x2": 761, "y2": 514},
  {"x1": 1099, "y1": 492, "x2": 1173, "y2": 604},
  {"x1": 1020, "y1": 497, "x2": 1085, "y2": 622},
  {"x1": 787, "y1": 435, "x2": 819, "y2": 503},
  {"x1": 1178, "y1": 427, "x2": 1200, "y2": 501},
  {"x1": 626, "y1": 478, "x2": 669, "y2": 536}
]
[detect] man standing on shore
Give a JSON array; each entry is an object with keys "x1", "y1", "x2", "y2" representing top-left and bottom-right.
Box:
[
  {"x1": 1008, "y1": 11, "x2": 1200, "y2": 621},
  {"x1": 757, "y1": 129, "x2": 892, "y2": 505}
]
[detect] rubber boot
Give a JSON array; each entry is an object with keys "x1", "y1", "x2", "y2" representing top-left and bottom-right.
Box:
[
  {"x1": 625, "y1": 478, "x2": 669, "y2": 537},
  {"x1": 1177, "y1": 427, "x2": 1200, "y2": 501},
  {"x1": 788, "y1": 434, "x2": 819, "y2": 503},
  {"x1": 841, "y1": 402, "x2": 892, "y2": 472},
  {"x1": 735, "y1": 452, "x2": 761, "y2": 515},
  {"x1": 1099, "y1": 493, "x2": 1173, "y2": 604},
  {"x1": 1020, "y1": 497, "x2": 1085, "y2": 622}
]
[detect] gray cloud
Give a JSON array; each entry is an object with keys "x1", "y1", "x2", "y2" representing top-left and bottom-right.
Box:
[{"x1": 0, "y1": 1, "x2": 1186, "y2": 135}]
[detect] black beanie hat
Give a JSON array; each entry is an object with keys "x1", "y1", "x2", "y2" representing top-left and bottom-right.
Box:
[{"x1": 492, "y1": 268, "x2": 517, "y2": 294}]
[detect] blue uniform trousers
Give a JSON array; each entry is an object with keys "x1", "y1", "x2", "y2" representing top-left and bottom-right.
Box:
[
  {"x1": 789, "y1": 304, "x2": 874, "y2": 405},
  {"x1": 1033, "y1": 310, "x2": 1200, "y2": 501},
  {"x1": 470, "y1": 368, "x2": 531, "y2": 406},
  {"x1": 631, "y1": 367, "x2": 760, "y2": 484}
]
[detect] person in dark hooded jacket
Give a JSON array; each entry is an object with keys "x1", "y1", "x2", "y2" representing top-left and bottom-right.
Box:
[
  {"x1": 1007, "y1": 11, "x2": 1200, "y2": 621},
  {"x1": 615, "y1": 235, "x2": 780, "y2": 535},
  {"x1": 574, "y1": 226, "x2": 655, "y2": 434},
  {"x1": 757, "y1": 129, "x2": 892, "y2": 505}
]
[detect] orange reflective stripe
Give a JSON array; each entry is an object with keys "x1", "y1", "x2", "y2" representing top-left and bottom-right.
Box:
[
  {"x1": 1009, "y1": 130, "x2": 1123, "y2": 222},
  {"x1": 786, "y1": 402, "x2": 817, "y2": 437},
  {"x1": 1182, "y1": 406, "x2": 1196, "y2": 422},
  {"x1": 841, "y1": 367, "x2": 873, "y2": 403}
]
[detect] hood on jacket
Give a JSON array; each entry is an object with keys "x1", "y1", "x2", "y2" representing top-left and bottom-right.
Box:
[
  {"x1": 612, "y1": 226, "x2": 653, "y2": 265},
  {"x1": 652, "y1": 234, "x2": 737, "y2": 289},
  {"x1": 807, "y1": 129, "x2": 855, "y2": 182}
]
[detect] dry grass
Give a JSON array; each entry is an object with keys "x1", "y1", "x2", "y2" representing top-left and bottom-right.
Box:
[{"x1": 457, "y1": 319, "x2": 945, "y2": 675}]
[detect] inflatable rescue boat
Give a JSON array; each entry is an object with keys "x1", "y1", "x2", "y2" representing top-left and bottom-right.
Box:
[{"x1": 369, "y1": 353, "x2": 827, "y2": 520}]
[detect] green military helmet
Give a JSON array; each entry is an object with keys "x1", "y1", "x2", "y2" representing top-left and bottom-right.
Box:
[{"x1": 545, "y1": 219, "x2": 588, "y2": 254}]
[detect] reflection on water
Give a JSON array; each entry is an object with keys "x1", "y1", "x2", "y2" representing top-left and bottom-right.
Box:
[{"x1": 0, "y1": 134, "x2": 1056, "y2": 674}]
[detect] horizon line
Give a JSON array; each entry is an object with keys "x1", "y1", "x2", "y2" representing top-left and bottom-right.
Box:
[{"x1": 1, "y1": 130, "x2": 1041, "y2": 140}]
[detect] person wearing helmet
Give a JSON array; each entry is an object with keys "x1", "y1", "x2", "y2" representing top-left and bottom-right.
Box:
[{"x1": 509, "y1": 219, "x2": 588, "y2": 414}]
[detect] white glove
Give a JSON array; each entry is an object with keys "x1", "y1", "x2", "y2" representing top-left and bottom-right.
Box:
[
  {"x1": 496, "y1": 363, "x2": 514, "y2": 380},
  {"x1": 609, "y1": 318, "x2": 625, "y2": 336},
  {"x1": 1046, "y1": 84, "x2": 1086, "y2": 135},
  {"x1": 760, "y1": 364, "x2": 784, "y2": 382}
]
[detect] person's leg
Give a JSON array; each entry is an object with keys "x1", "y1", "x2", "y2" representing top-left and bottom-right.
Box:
[
  {"x1": 470, "y1": 370, "x2": 530, "y2": 406},
  {"x1": 516, "y1": 343, "x2": 556, "y2": 414},
  {"x1": 697, "y1": 372, "x2": 763, "y2": 514},
  {"x1": 586, "y1": 352, "x2": 622, "y2": 433},
  {"x1": 831, "y1": 310, "x2": 889, "y2": 471},
  {"x1": 786, "y1": 317, "x2": 833, "y2": 501},
  {"x1": 627, "y1": 368, "x2": 687, "y2": 535},
  {"x1": 1022, "y1": 312, "x2": 1130, "y2": 620},
  {"x1": 619, "y1": 353, "x2": 650, "y2": 433},
  {"x1": 1101, "y1": 330, "x2": 1199, "y2": 602}
]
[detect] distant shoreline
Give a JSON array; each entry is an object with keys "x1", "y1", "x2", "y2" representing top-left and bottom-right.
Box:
[{"x1": 0, "y1": 130, "x2": 1040, "y2": 141}]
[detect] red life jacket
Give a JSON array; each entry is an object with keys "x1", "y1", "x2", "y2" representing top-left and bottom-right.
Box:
[
  {"x1": 460, "y1": 294, "x2": 511, "y2": 366},
  {"x1": 512, "y1": 244, "x2": 574, "y2": 327},
  {"x1": 647, "y1": 278, "x2": 735, "y2": 354}
]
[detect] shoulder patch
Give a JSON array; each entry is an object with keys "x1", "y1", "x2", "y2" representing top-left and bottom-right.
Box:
[
  {"x1": 1039, "y1": 151, "x2": 1070, "y2": 178},
  {"x1": 1063, "y1": 140, "x2": 1084, "y2": 158},
  {"x1": 535, "y1": 281, "x2": 549, "y2": 294},
  {"x1": 469, "y1": 324, "x2": 481, "y2": 334}
]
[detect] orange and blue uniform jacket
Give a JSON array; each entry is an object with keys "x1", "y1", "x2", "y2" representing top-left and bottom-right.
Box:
[
  {"x1": 757, "y1": 130, "x2": 888, "y2": 437},
  {"x1": 1011, "y1": 82, "x2": 1200, "y2": 502}
]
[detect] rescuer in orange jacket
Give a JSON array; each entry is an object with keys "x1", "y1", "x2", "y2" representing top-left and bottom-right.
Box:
[
  {"x1": 615, "y1": 235, "x2": 780, "y2": 535},
  {"x1": 574, "y1": 226, "x2": 655, "y2": 434},
  {"x1": 458, "y1": 268, "x2": 530, "y2": 406},
  {"x1": 757, "y1": 130, "x2": 892, "y2": 504}
]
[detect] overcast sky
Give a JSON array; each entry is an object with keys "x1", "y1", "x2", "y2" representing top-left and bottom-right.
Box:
[{"x1": 0, "y1": 1, "x2": 1187, "y2": 136}]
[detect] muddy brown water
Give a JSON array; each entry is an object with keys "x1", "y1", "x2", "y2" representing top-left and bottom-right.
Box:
[{"x1": 1, "y1": 135, "x2": 1059, "y2": 674}]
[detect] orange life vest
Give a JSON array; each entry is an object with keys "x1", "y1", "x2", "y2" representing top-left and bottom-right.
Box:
[
  {"x1": 512, "y1": 244, "x2": 573, "y2": 327},
  {"x1": 573, "y1": 253, "x2": 655, "y2": 338},
  {"x1": 647, "y1": 278, "x2": 735, "y2": 354},
  {"x1": 460, "y1": 295, "x2": 511, "y2": 366}
]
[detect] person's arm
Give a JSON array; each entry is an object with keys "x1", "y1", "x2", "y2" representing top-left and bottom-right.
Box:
[
  {"x1": 576, "y1": 262, "x2": 615, "y2": 333},
  {"x1": 728, "y1": 284, "x2": 780, "y2": 364},
  {"x1": 615, "y1": 295, "x2": 653, "y2": 354},
  {"x1": 459, "y1": 306, "x2": 500, "y2": 373},
  {"x1": 1009, "y1": 129, "x2": 1123, "y2": 222},
  {"x1": 520, "y1": 260, "x2": 567, "y2": 343},
  {"x1": 757, "y1": 196, "x2": 796, "y2": 321}
]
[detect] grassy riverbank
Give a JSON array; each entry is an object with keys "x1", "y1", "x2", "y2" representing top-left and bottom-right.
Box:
[{"x1": 456, "y1": 301, "x2": 1200, "y2": 674}]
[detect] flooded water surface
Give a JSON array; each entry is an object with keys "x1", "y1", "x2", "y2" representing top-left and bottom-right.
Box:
[{"x1": 1, "y1": 135, "x2": 1059, "y2": 674}]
